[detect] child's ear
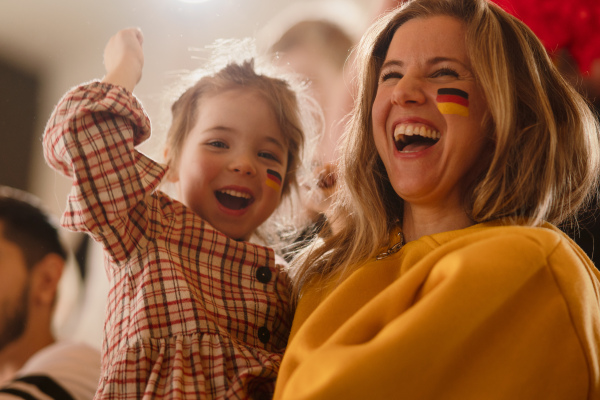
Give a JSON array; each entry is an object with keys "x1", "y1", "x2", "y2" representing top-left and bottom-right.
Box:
[
  {"x1": 31, "y1": 253, "x2": 64, "y2": 306},
  {"x1": 163, "y1": 147, "x2": 179, "y2": 183}
]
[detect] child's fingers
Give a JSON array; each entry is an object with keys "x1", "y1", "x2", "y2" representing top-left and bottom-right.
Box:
[
  {"x1": 117, "y1": 28, "x2": 144, "y2": 50},
  {"x1": 117, "y1": 27, "x2": 143, "y2": 47},
  {"x1": 102, "y1": 28, "x2": 145, "y2": 92},
  {"x1": 133, "y1": 28, "x2": 144, "y2": 46}
]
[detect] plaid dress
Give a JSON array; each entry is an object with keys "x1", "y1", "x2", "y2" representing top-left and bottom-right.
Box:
[{"x1": 43, "y1": 81, "x2": 293, "y2": 400}]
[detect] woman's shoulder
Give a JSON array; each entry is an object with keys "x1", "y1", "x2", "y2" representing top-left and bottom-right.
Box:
[
  {"x1": 446, "y1": 220, "x2": 571, "y2": 254},
  {"x1": 408, "y1": 222, "x2": 599, "y2": 311},
  {"x1": 419, "y1": 220, "x2": 591, "y2": 273},
  {"x1": 425, "y1": 221, "x2": 600, "y2": 284}
]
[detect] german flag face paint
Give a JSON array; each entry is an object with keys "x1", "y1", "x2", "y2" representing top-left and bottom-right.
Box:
[
  {"x1": 266, "y1": 169, "x2": 282, "y2": 192},
  {"x1": 436, "y1": 88, "x2": 469, "y2": 117}
]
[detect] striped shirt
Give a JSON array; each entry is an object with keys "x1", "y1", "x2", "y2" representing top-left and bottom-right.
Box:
[
  {"x1": 0, "y1": 376, "x2": 76, "y2": 400},
  {"x1": 43, "y1": 82, "x2": 293, "y2": 399},
  {"x1": 0, "y1": 341, "x2": 100, "y2": 400}
]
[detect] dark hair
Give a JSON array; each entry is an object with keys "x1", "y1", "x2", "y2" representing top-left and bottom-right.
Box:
[{"x1": 0, "y1": 186, "x2": 67, "y2": 269}]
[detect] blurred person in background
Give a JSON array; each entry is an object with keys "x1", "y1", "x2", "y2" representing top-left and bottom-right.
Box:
[
  {"x1": 0, "y1": 186, "x2": 100, "y2": 400},
  {"x1": 263, "y1": 5, "x2": 360, "y2": 256}
]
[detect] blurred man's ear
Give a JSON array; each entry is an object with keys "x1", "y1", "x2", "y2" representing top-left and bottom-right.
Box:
[{"x1": 31, "y1": 254, "x2": 64, "y2": 306}]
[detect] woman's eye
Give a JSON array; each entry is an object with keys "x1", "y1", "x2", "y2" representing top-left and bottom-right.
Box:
[
  {"x1": 431, "y1": 67, "x2": 459, "y2": 78},
  {"x1": 380, "y1": 71, "x2": 403, "y2": 82},
  {"x1": 259, "y1": 151, "x2": 280, "y2": 162}
]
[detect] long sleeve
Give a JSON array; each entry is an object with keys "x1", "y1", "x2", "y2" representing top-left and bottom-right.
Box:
[{"x1": 43, "y1": 81, "x2": 167, "y2": 263}]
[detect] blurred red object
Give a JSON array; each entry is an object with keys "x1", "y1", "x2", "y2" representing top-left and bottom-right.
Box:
[{"x1": 492, "y1": 0, "x2": 600, "y2": 75}]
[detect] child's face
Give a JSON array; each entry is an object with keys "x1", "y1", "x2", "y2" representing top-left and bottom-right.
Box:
[{"x1": 168, "y1": 88, "x2": 288, "y2": 241}]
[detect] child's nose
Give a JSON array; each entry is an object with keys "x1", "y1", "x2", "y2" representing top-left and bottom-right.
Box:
[{"x1": 230, "y1": 155, "x2": 257, "y2": 176}]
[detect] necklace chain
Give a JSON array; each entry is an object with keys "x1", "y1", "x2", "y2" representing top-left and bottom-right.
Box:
[{"x1": 376, "y1": 231, "x2": 405, "y2": 260}]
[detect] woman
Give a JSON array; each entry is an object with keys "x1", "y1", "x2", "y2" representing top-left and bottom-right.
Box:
[{"x1": 274, "y1": 0, "x2": 600, "y2": 398}]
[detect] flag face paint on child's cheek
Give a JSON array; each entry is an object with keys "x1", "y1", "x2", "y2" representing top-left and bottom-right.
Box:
[
  {"x1": 266, "y1": 169, "x2": 282, "y2": 192},
  {"x1": 436, "y1": 88, "x2": 469, "y2": 117}
]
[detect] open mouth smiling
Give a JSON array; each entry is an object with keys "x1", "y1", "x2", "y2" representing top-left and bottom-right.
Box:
[
  {"x1": 215, "y1": 189, "x2": 254, "y2": 210},
  {"x1": 394, "y1": 123, "x2": 441, "y2": 152}
]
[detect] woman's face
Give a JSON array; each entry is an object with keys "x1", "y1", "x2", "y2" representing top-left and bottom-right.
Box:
[{"x1": 372, "y1": 15, "x2": 490, "y2": 214}]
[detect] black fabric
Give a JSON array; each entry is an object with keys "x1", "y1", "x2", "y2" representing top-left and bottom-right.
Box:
[
  {"x1": 0, "y1": 375, "x2": 75, "y2": 400},
  {"x1": 74, "y1": 233, "x2": 90, "y2": 280},
  {"x1": 0, "y1": 388, "x2": 38, "y2": 400}
]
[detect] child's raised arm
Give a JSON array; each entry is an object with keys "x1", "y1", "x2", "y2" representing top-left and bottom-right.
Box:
[
  {"x1": 43, "y1": 27, "x2": 162, "y2": 262},
  {"x1": 102, "y1": 28, "x2": 144, "y2": 92}
]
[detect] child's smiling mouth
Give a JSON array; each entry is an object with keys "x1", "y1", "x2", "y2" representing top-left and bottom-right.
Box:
[{"x1": 215, "y1": 189, "x2": 254, "y2": 210}]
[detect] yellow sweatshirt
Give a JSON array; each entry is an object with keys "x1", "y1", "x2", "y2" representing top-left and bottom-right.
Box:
[{"x1": 274, "y1": 221, "x2": 600, "y2": 399}]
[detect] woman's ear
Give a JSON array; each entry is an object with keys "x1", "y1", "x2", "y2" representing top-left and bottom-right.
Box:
[{"x1": 31, "y1": 253, "x2": 64, "y2": 306}]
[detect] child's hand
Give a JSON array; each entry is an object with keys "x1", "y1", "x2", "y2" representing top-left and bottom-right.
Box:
[{"x1": 101, "y1": 28, "x2": 144, "y2": 92}]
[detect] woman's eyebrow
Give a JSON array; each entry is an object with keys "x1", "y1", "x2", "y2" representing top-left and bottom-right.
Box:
[
  {"x1": 426, "y1": 56, "x2": 469, "y2": 69},
  {"x1": 382, "y1": 57, "x2": 467, "y2": 68},
  {"x1": 381, "y1": 60, "x2": 404, "y2": 70}
]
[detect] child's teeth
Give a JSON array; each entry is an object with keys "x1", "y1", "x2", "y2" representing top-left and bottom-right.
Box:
[{"x1": 220, "y1": 189, "x2": 251, "y2": 199}]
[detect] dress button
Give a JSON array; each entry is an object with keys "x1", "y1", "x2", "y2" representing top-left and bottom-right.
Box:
[
  {"x1": 256, "y1": 267, "x2": 272, "y2": 283},
  {"x1": 258, "y1": 326, "x2": 271, "y2": 344}
]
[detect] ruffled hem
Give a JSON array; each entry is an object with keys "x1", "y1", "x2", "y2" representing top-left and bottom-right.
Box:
[{"x1": 96, "y1": 334, "x2": 282, "y2": 400}]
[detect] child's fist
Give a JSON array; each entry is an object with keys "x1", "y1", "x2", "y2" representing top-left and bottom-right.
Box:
[{"x1": 102, "y1": 28, "x2": 144, "y2": 92}]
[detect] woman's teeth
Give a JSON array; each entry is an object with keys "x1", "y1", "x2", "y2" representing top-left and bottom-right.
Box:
[{"x1": 394, "y1": 123, "x2": 441, "y2": 141}]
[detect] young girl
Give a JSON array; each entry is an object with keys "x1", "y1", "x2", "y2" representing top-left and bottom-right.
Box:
[{"x1": 43, "y1": 28, "x2": 315, "y2": 399}]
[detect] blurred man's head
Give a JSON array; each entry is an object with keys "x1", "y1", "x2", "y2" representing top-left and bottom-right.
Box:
[{"x1": 0, "y1": 187, "x2": 66, "y2": 352}]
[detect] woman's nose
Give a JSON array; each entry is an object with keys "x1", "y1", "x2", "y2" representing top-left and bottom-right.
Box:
[{"x1": 391, "y1": 75, "x2": 426, "y2": 106}]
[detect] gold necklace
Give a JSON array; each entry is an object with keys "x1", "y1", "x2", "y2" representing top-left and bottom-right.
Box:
[{"x1": 376, "y1": 231, "x2": 405, "y2": 260}]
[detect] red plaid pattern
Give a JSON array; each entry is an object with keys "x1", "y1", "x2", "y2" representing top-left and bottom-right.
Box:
[{"x1": 43, "y1": 82, "x2": 293, "y2": 399}]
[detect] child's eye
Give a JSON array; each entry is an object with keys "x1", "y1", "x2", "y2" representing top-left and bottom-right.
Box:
[
  {"x1": 207, "y1": 140, "x2": 228, "y2": 149},
  {"x1": 431, "y1": 67, "x2": 459, "y2": 78},
  {"x1": 258, "y1": 151, "x2": 280, "y2": 163}
]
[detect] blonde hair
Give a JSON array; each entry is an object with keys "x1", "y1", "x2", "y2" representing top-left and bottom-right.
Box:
[{"x1": 290, "y1": 0, "x2": 600, "y2": 298}]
